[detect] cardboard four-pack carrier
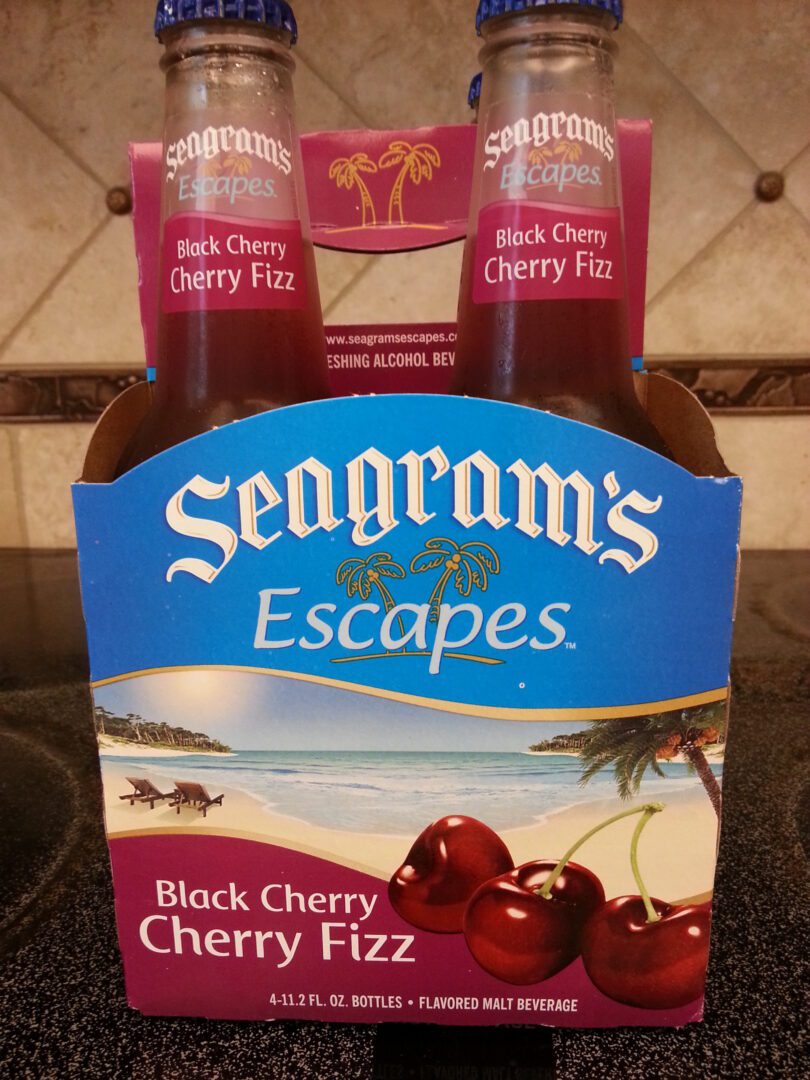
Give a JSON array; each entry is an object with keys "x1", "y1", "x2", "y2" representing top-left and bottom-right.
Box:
[{"x1": 73, "y1": 121, "x2": 741, "y2": 1027}]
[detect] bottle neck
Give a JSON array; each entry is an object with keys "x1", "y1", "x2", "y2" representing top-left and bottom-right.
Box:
[
  {"x1": 474, "y1": 10, "x2": 621, "y2": 217},
  {"x1": 158, "y1": 22, "x2": 309, "y2": 241}
]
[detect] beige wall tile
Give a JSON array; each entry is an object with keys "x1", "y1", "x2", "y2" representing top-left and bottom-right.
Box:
[
  {"x1": 0, "y1": 2, "x2": 364, "y2": 189},
  {"x1": 294, "y1": 0, "x2": 478, "y2": 128},
  {"x1": 0, "y1": 0, "x2": 161, "y2": 187},
  {"x1": 0, "y1": 95, "x2": 105, "y2": 344},
  {"x1": 0, "y1": 219, "x2": 369, "y2": 369},
  {"x1": 315, "y1": 248, "x2": 373, "y2": 313},
  {"x1": 627, "y1": 0, "x2": 810, "y2": 169},
  {"x1": 0, "y1": 426, "x2": 25, "y2": 547},
  {"x1": 294, "y1": 55, "x2": 366, "y2": 133},
  {"x1": 0, "y1": 217, "x2": 144, "y2": 369},
  {"x1": 325, "y1": 242, "x2": 463, "y2": 325},
  {"x1": 14, "y1": 424, "x2": 94, "y2": 548},
  {"x1": 785, "y1": 146, "x2": 810, "y2": 224},
  {"x1": 616, "y1": 28, "x2": 755, "y2": 299},
  {"x1": 645, "y1": 200, "x2": 810, "y2": 356},
  {"x1": 713, "y1": 414, "x2": 810, "y2": 549}
]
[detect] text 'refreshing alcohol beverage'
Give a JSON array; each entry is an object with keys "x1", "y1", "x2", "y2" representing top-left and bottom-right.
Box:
[
  {"x1": 452, "y1": 0, "x2": 669, "y2": 455},
  {"x1": 117, "y1": 0, "x2": 329, "y2": 475}
]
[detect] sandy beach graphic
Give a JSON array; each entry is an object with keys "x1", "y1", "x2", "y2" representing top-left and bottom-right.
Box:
[
  {"x1": 96, "y1": 669, "x2": 723, "y2": 906},
  {"x1": 102, "y1": 753, "x2": 718, "y2": 904}
]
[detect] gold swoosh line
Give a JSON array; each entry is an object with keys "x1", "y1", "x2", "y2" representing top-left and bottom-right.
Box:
[
  {"x1": 330, "y1": 651, "x2": 503, "y2": 665},
  {"x1": 91, "y1": 664, "x2": 728, "y2": 722}
]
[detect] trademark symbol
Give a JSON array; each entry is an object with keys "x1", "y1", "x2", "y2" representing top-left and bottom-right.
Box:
[{"x1": 565, "y1": 641, "x2": 577, "y2": 650}]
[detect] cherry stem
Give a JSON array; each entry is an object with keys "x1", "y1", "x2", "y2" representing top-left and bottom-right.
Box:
[
  {"x1": 630, "y1": 806, "x2": 663, "y2": 923},
  {"x1": 538, "y1": 802, "x2": 665, "y2": 900}
]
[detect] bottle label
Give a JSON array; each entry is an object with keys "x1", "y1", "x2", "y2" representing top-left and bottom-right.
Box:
[
  {"x1": 472, "y1": 201, "x2": 624, "y2": 303},
  {"x1": 160, "y1": 111, "x2": 308, "y2": 312},
  {"x1": 161, "y1": 213, "x2": 307, "y2": 312},
  {"x1": 472, "y1": 95, "x2": 626, "y2": 305}
]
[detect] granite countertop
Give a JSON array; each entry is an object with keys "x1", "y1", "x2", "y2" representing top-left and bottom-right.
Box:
[{"x1": 0, "y1": 550, "x2": 807, "y2": 1079}]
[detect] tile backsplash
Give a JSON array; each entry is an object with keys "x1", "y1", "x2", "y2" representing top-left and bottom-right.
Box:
[{"x1": 0, "y1": 0, "x2": 808, "y2": 549}]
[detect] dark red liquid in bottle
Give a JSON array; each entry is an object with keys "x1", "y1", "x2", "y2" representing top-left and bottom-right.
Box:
[
  {"x1": 453, "y1": 241, "x2": 668, "y2": 453},
  {"x1": 117, "y1": 243, "x2": 329, "y2": 472}
]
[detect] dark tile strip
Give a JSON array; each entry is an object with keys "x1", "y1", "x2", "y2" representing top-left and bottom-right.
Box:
[{"x1": 0, "y1": 363, "x2": 808, "y2": 421}]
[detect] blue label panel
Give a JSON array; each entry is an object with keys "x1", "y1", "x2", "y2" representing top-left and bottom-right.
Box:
[{"x1": 72, "y1": 396, "x2": 741, "y2": 717}]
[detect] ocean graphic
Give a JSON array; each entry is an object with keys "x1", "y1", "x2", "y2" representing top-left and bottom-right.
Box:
[{"x1": 103, "y1": 750, "x2": 722, "y2": 834}]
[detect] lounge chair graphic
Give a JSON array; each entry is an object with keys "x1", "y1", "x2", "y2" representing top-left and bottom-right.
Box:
[
  {"x1": 119, "y1": 777, "x2": 174, "y2": 810},
  {"x1": 172, "y1": 781, "x2": 224, "y2": 818}
]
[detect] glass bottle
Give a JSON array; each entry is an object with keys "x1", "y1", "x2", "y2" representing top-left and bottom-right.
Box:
[
  {"x1": 117, "y1": 0, "x2": 330, "y2": 475},
  {"x1": 452, "y1": 0, "x2": 669, "y2": 455}
]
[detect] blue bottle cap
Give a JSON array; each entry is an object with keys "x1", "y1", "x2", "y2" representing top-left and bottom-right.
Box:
[
  {"x1": 155, "y1": 1, "x2": 298, "y2": 44},
  {"x1": 476, "y1": 0, "x2": 622, "y2": 33},
  {"x1": 468, "y1": 72, "x2": 483, "y2": 109}
]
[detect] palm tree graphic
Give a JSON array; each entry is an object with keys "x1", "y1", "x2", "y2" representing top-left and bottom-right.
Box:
[
  {"x1": 410, "y1": 537, "x2": 500, "y2": 623},
  {"x1": 201, "y1": 154, "x2": 251, "y2": 178},
  {"x1": 328, "y1": 152, "x2": 379, "y2": 227},
  {"x1": 222, "y1": 152, "x2": 251, "y2": 177},
  {"x1": 528, "y1": 146, "x2": 554, "y2": 167},
  {"x1": 576, "y1": 703, "x2": 725, "y2": 817},
  {"x1": 378, "y1": 141, "x2": 441, "y2": 226},
  {"x1": 336, "y1": 552, "x2": 406, "y2": 644},
  {"x1": 553, "y1": 139, "x2": 583, "y2": 164}
]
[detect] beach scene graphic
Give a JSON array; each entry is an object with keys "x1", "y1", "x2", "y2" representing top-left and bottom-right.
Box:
[{"x1": 96, "y1": 669, "x2": 724, "y2": 902}]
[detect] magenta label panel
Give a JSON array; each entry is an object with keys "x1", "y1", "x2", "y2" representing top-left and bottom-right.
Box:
[
  {"x1": 111, "y1": 834, "x2": 704, "y2": 1027},
  {"x1": 161, "y1": 212, "x2": 307, "y2": 313},
  {"x1": 472, "y1": 202, "x2": 625, "y2": 305}
]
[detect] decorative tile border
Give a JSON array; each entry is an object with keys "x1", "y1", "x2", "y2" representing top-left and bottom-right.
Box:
[
  {"x1": 648, "y1": 357, "x2": 810, "y2": 414},
  {"x1": 0, "y1": 361, "x2": 808, "y2": 421},
  {"x1": 0, "y1": 372, "x2": 142, "y2": 422}
]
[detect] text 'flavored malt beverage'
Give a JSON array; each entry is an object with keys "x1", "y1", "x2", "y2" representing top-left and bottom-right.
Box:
[
  {"x1": 116, "y1": 0, "x2": 330, "y2": 475},
  {"x1": 452, "y1": 0, "x2": 670, "y2": 455}
]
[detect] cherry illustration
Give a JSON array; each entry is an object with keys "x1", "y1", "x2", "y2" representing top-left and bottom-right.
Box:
[
  {"x1": 389, "y1": 815, "x2": 514, "y2": 933},
  {"x1": 464, "y1": 859, "x2": 604, "y2": 984},
  {"x1": 463, "y1": 804, "x2": 660, "y2": 984},
  {"x1": 581, "y1": 805, "x2": 712, "y2": 1009}
]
